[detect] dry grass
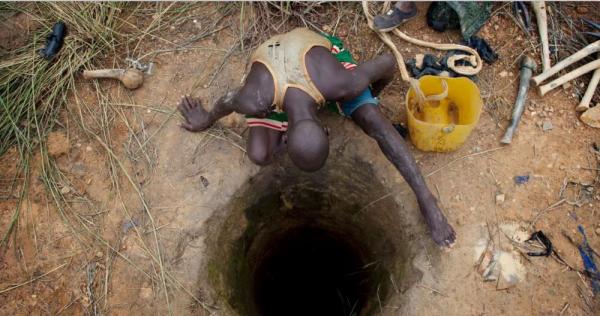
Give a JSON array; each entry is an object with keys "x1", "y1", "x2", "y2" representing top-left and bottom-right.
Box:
[{"x1": 0, "y1": 2, "x2": 217, "y2": 314}]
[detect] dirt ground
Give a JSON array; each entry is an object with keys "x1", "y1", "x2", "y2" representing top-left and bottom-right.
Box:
[{"x1": 1, "y1": 2, "x2": 600, "y2": 315}]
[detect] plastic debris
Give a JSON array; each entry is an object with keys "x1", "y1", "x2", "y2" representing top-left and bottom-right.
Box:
[
  {"x1": 39, "y1": 21, "x2": 66, "y2": 60},
  {"x1": 576, "y1": 225, "x2": 600, "y2": 294},
  {"x1": 525, "y1": 231, "x2": 552, "y2": 257},
  {"x1": 514, "y1": 175, "x2": 530, "y2": 185}
]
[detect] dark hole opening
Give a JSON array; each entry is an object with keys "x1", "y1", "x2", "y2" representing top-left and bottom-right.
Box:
[{"x1": 252, "y1": 226, "x2": 372, "y2": 316}]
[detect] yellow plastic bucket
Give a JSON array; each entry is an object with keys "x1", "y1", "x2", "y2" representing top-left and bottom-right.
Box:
[{"x1": 405, "y1": 75, "x2": 482, "y2": 152}]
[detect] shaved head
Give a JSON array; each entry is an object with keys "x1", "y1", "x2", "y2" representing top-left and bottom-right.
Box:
[{"x1": 287, "y1": 119, "x2": 329, "y2": 172}]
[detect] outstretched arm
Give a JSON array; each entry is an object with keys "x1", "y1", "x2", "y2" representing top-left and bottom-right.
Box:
[{"x1": 178, "y1": 90, "x2": 239, "y2": 132}]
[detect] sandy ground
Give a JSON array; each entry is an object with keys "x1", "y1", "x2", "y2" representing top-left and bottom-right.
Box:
[{"x1": 1, "y1": 2, "x2": 600, "y2": 315}]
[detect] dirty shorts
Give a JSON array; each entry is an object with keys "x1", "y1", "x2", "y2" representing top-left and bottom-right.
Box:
[{"x1": 246, "y1": 33, "x2": 379, "y2": 132}]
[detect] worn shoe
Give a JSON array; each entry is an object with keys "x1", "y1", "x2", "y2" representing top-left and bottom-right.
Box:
[{"x1": 373, "y1": 3, "x2": 417, "y2": 32}]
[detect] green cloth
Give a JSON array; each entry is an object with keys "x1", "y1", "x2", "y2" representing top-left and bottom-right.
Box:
[{"x1": 427, "y1": 2, "x2": 493, "y2": 40}]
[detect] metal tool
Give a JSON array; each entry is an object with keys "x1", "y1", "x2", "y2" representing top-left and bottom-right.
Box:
[{"x1": 501, "y1": 56, "x2": 537, "y2": 144}]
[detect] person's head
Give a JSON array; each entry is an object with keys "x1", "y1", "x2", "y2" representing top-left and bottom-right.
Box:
[{"x1": 287, "y1": 119, "x2": 329, "y2": 172}]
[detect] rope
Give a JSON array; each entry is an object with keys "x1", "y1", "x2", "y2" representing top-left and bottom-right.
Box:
[{"x1": 361, "y1": 1, "x2": 483, "y2": 82}]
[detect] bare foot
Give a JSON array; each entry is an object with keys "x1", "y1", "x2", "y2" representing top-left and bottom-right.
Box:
[
  {"x1": 178, "y1": 95, "x2": 213, "y2": 132},
  {"x1": 420, "y1": 200, "x2": 456, "y2": 248}
]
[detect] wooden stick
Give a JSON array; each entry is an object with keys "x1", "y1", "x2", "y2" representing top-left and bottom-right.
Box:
[
  {"x1": 532, "y1": 1, "x2": 551, "y2": 72},
  {"x1": 532, "y1": 40, "x2": 600, "y2": 85},
  {"x1": 576, "y1": 56, "x2": 600, "y2": 112},
  {"x1": 539, "y1": 59, "x2": 600, "y2": 96}
]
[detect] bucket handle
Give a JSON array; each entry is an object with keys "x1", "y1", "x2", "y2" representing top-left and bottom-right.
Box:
[{"x1": 409, "y1": 78, "x2": 449, "y2": 111}]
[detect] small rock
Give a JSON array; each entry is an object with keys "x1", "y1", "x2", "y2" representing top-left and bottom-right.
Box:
[
  {"x1": 95, "y1": 251, "x2": 104, "y2": 258},
  {"x1": 71, "y1": 162, "x2": 87, "y2": 176},
  {"x1": 200, "y1": 176, "x2": 209, "y2": 188},
  {"x1": 580, "y1": 105, "x2": 600, "y2": 128},
  {"x1": 60, "y1": 186, "x2": 71, "y2": 194},
  {"x1": 85, "y1": 146, "x2": 92, "y2": 152},
  {"x1": 542, "y1": 120, "x2": 553, "y2": 131},
  {"x1": 473, "y1": 146, "x2": 481, "y2": 153},
  {"x1": 494, "y1": 24, "x2": 499, "y2": 31},
  {"x1": 139, "y1": 287, "x2": 153, "y2": 300},
  {"x1": 595, "y1": 227, "x2": 600, "y2": 235},
  {"x1": 499, "y1": 71, "x2": 508, "y2": 78},
  {"x1": 562, "y1": 82, "x2": 571, "y2": 89},
  {"x1": 496, "y1": 193, "x2": 505, "y2": 205}
]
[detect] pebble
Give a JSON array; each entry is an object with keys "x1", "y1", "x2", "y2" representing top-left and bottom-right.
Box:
[
  {"x1": 562, "y1": 82, "x2": 571, "y2": 89},
  {"x1": 139, "y1": 287, "x2": 153, "y2": 300},
  {"x1": 85, "y1": 146, "x2": 92, "y2": 152},
  {"x1": 496, "y1": 193, "x2": 505, "y2": 205},
  {"x1": 596, "y1": 227, "x2": 600, "y2": 235},
  {"x1": 542, "y1": 120, "x2": 553, "y2": 131},
  {"x1": 96, "y1": 251, "x2": 104, "y2": 258},
  {"x1": 499, "y1": 71, "x2": 508, "y2": 78},
  {"x1": 60, "y1": 186, "x2": 71, "y2": 194}
]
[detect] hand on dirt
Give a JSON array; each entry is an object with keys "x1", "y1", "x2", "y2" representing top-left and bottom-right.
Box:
[{"x1": 178, "y1": 95, "x2": 213, "y2": 132}]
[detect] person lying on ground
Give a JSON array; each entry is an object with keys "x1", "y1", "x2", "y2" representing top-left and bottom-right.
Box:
[{"x1": 178, "y1": 27, "x2": 455, "y2": 248}]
